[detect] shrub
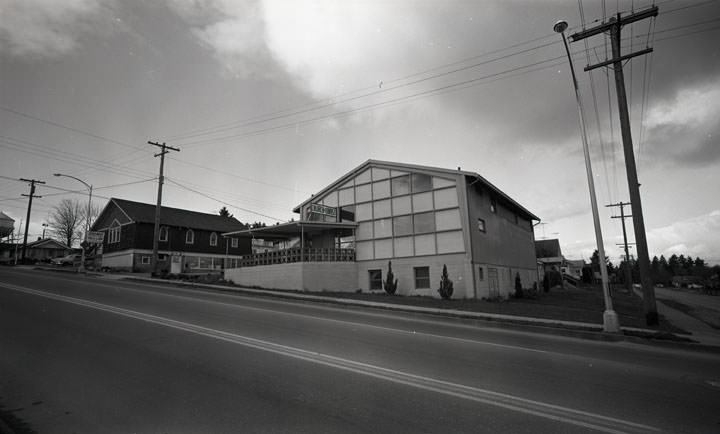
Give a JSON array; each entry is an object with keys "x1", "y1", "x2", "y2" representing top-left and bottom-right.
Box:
[
  {"x1": 514, "y1": 272, "x2": 523, "y2": 298},
  {"x1": 383, "y1": 261, "x2": 398, "y2": 295},
  {"x1": 438, "y1": 264, "x2": 454, "y2": 299}
]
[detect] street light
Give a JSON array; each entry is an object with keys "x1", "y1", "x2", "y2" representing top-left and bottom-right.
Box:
[
  {"x1": 54, "y1": 173, "x2": 93, "y2": 273},
  {"x1": 553, "y1": 20, "x2": 620, "y2": 333}
]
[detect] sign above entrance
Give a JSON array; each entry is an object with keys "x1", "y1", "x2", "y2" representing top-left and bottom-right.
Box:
[{"x1": 308, "y1": 203, "x2": 337, "y2": 218}]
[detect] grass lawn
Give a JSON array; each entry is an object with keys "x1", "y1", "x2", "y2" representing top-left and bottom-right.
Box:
[
  {"x1": 170, "y1": 273, "x2": 685, "y2": 335},
  {"x1": 304, "y1": 284, "x2": 684, "y2": 333}
]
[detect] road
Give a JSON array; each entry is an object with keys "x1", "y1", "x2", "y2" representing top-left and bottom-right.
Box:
[{"x1": 1, "y1": 267, "x2": 719, "y2": 434}]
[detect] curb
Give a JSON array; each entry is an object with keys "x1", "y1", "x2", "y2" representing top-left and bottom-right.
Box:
[{"x1": 112, "y1": 275, "x2": 720, "y2": 352}]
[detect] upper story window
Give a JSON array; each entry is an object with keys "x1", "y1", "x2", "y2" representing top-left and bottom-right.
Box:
[
  {"x1": 231, "y1": 237, "x2": 238, "y2": 248},
  {"x1": 209, "y1": 232, "x2": 218, "y2": 246},
  {"x1": 490, "y1": 198, "x2": 497, "y2": 213},
  {"x1": 185, "y1": 229, "x2": 194, "y2": 244},
  {"x1": 159, "y1": 226, "x2": 168, "y2": 242},
  {"x1": 108, "y1": 223, "x2": 121, "y2": 244}
]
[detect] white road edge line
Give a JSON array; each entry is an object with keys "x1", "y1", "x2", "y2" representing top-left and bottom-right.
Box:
[
  {"x1": 1, "y1": 282, "x2": 661, "y2": 434},
  {"x1": 61, "y1": 274, "x2": 552, "y2": 355}
]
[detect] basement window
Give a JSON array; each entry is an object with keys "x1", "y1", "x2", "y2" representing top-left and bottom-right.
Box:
[
  {"x1": 414, "y1": 266, "x2": 430, "y2": 289},
  {"x1": 368, "y1": 269, "x2": 382, "y2": 290}
]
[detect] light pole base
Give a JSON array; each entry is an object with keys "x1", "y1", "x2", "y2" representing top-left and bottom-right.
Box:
[{"x1": 603, "y1": 309, "x2": 621, "y2": 333}]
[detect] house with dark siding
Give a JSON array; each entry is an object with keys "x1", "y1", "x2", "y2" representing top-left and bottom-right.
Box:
[{"x1": 91, "y1": 198, "x2": 250, "y2": 272}]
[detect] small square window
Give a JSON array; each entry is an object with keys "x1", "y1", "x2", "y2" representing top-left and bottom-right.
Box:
[
  {"x1": 158, "y1": 254, "x2": 167, "y2": 261},
  {"x1": 414, "y1": 266, "x2": 430, "y2": 289},
  {"x1": 141, "y1": 256, "x2": 151, "y2": 265},
  {"x1": 478, "y1": 218, "x2": 486, "y2": 232},
  {"x1": 369, "y1": 269, "x2": 383, "y2": 290}
]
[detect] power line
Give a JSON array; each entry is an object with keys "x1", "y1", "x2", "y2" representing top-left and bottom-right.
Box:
[
  {"x1": 167, "y1": 32, "x2": 564, "y2": 142},
  {"x1": 172, "y1": 40, "x2": 563, "y2": 145},
  {"x1": 0, "y1": 135, "x2": 155, "y2": 181},
  {"x1": 179, "y1": 52, "x2": 576, "y2": 149},
  {"x1": 0, "y1": 106, "x2": 145, "y2": 152},
  {"x1": 165, "y1": 177, "x2": 284, "y2": 223}
]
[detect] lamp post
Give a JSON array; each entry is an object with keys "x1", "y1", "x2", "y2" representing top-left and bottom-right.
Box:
[
  {"x1": 553, "y1": 20, "x2": 619, "y2": 332},
  {"x1": 54, "y1": 173, "x2": 93, "y2": 273}
]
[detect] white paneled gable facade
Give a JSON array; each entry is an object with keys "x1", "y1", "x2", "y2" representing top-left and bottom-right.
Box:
[{"x1": 299, "y1": 163, "x2": 465, "y2": 262}]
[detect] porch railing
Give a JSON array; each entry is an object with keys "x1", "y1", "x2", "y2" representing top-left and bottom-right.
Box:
[{"x1": 228, "y1": 247, "x2": 355, "y2": 268}]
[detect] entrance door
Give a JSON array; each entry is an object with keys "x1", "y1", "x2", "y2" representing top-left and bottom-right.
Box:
[
  {"x1": 170, "y1": 254, "x2": 182, "y2": 274},
  {"x1": 488, "y1": 267, "x2": 499, "y2": 299}
]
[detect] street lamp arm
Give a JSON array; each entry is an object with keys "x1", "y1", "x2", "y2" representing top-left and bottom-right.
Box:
[{"x1": 53, "y1": 173, "x2": 92, "y2": 191}]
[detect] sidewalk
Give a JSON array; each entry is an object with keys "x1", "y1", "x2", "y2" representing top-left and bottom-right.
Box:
[{"x1": 633, "y1": 286, "x2": 720, "y2": 347}]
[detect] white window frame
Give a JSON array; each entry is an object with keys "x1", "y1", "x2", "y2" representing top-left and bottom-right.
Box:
[
  {"x1": 159, "y1": 226, "x2": 168, "y2": 242},
  {"x1": 186, "y1": 229, "x2": 194, "y2": 244},
  {"x1": 108, "y1": 222, "x2": 121, "y2": 244},
  {"x1": 231, "y1": 238, "x2": 239, "y2": 248},
  {"x1": 210, "y1": 232, "x2": 218, "y2": 246}
]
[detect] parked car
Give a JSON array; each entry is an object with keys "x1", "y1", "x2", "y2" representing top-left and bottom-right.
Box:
[{"x1": 51, "y1": 254, "x2": 81, "y2": 266}]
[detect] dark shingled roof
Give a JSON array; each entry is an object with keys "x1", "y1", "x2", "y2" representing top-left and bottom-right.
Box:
[
  {"x1": 535, "y1": 239, "x2": 562, "y2": 259},
  {"x1": 111, "y1": 198, "x2": 247, "y2": 233}
]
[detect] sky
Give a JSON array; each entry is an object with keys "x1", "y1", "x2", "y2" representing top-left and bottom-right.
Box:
[{"x1": 1, "y1": 0, "x2": 719, "y2": 264}]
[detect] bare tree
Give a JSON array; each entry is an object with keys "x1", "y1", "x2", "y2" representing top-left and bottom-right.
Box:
[
  {"x1": 82, "y1": 202, "x2": 101, "y2": 232},
  {"x1": 48, "y1": 199, "x2": 84, "y2": 247}
]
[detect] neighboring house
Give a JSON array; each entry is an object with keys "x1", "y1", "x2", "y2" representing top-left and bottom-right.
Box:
[
  {"x1": 562, "y1": 259, "x2": 585, "y2": 279},
  {"x1": 0, "y1": 238, "x2": 70, "y2": 264},
  {"x1": 0, "y1": 211, "x2": 14, "y2": 238},
  {"x1": 535, "y1": 239, "x2": 563, "y2": 278},
  {"x1": 91, "y1": 198, "x2": 251, "y2": 272},
  {"x1": 224, "y1": 160, "x2": 539, "y2": 299}
]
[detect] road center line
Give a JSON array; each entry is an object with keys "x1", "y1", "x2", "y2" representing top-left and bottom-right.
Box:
[
  {"x1": 69, "y1": 276, "x2": 551, "y2": 354},
  {"x1": 1, "y1": 282, "x2": 661, "y2": 434}
]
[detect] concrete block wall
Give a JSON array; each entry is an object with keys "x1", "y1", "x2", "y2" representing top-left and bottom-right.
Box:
[
  {"x1": 224, "y1": 262, "x2": 359, "y2": 292},
  {"x1": 473, "y1": 263, "x2": 538, "y2": 299},
  {"x1": 301, "y1": 263, "x2": 359, "y2": 292},
  {"x1": 101, "y1": 250, "x2": 134, "y2": 271},
  {"x1": 225, "y1": 263, "x2": 303, "y2": 291},
  {"x1": 358, "y1": 253, "x2": 473, "y2": 298}
]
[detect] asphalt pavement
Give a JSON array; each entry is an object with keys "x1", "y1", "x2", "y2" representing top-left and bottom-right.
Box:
[{"x1": 2, "y1": 267, "x2": 720, "y2": 433}]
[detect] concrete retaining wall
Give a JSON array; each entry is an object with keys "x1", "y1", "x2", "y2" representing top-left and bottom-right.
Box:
[{"x1": 224, "y1": 262, "x2": 359, "y2": 292}]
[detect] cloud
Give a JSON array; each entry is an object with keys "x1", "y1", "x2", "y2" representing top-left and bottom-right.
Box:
[
  {"x1": 642, "y1": 79, "x2": 720, "y2": 168},
  {"x1": 0, "y1": 0, "x2": 111, "y2": 58},
  {"x1": 647, "y1": 210, "x2": 720, "y2": 264},
  {"x1": 166, "y1": 0, "x2": 274, "y2": 78}
]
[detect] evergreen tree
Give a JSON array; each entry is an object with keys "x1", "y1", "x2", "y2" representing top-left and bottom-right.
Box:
[
  {"x1": 668, "y1": 254, "x2": 679, "y2": 275},
  {"x1": 218, "y1": 206, "x2": 234, "y2": 218}
]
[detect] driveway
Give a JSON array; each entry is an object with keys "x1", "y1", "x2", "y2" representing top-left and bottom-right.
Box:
[{"x1": 653, "y1": 287, "x2": 720, "y2": 343}]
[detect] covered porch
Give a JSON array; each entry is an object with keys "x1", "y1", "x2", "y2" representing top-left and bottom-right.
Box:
[
  {"x1": 222, "y1": 220, "x2": 359, "y2": 292},
  {"x1": 223, "y1": 220, "x2": 357, "y2": 267}
]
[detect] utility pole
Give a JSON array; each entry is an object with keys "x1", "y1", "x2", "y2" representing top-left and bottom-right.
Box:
[
  {"x1": 607, "y1": 202, "x2": 633, "y2": 292},
  {"x1": 570, "y1": 5, "x2": 659, "y2": 326},
  {"x1": 148, "y1": 141, "x2": 180, "y2": 275},
  {"x1": 20, "y1": 178, "x2": 45, "y2": 264}
]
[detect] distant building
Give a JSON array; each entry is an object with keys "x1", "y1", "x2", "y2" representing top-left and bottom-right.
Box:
[
  {"x1": 0, "y1": 211, "x2": 14, "y2": 239},
  {"x1": 91, "y1": 198, "x2": 251, "y2": 272},
  {"x1": 225, "y1": 160, "x2": 539, "y2": 299},
  {"x1": 0, "y1": 238, "x2": 70, "y2": 264},
  {"x1": 535, "y1": 238, "x2": 564, "y2": 277}
]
